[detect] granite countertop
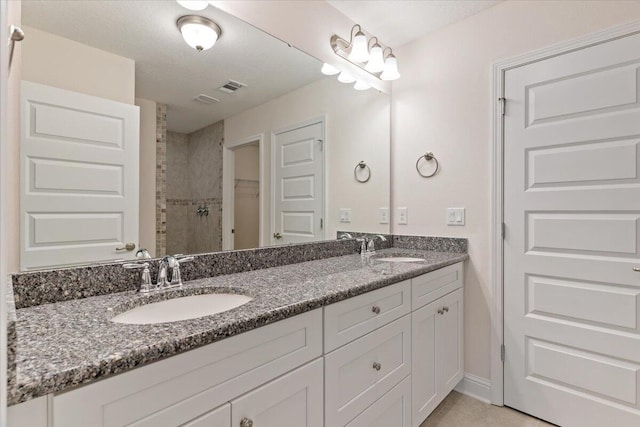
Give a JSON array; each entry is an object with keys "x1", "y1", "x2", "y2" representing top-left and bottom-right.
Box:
[{"x1": 9, "y1": 248, "x2": 468, "y2": 405}]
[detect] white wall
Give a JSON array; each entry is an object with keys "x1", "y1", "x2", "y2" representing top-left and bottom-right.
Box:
[
  {"x1": 136, "y1": 98, "x2": 157, "y2": 256},
  {"x1": 225, "y1": 77, "x2": 390, "y2": 244},
  {"x1": 392, "y1": 0, "x2": 640, "y2": 382},
  {"x1": 22, "y1": 26, "x2": 134, "y2": 104}
]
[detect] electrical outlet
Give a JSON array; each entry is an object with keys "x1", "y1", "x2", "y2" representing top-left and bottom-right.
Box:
[
  {"x1": 340, "y1": 208, "x2": 352, "y2": 223},
  {"x1": 447, "y1": 208, "x2": 465, "y2": 226},
  {"x1": 379, "y1": 207, "x2": 389, "y2": 224},
  {"x1": 397, "y1": 207, "x2": 408, "y2": 225}
]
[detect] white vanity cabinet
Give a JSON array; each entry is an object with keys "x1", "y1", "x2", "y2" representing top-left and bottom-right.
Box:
[
  {"x1": 52, "y1": 309, "x2": 323, "y2": 427},
  {"x1": 8, "y1": 261, "x2": 465, "y2": 427},
  {"x1": 411, "y1": 263, "x2": 464, "y2": 427}
]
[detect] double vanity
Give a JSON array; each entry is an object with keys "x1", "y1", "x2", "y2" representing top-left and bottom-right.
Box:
[{"x1": 6, "y1": 238, "x2": 467, "y2": 427}]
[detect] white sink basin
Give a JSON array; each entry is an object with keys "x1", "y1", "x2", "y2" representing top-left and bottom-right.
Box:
[
  {"x1": 111, "y1": 293, "x2": 252, "y2": 325},
  {"x1": 374, "y1": 257, "x2": 425, "y2": 263}
]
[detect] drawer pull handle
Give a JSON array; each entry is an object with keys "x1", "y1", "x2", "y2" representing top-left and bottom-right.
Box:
[
  {"x1": 443, "y1": 306, "x2": 449, "y2": 313},
  {"x1": 373, "y1": 362, "x2": 382, "y2": 371},
  {"x1": 240, "y1": 417, "x2": 254, "y2": 427},
  {"x1": 437, "y1": 308, "x2": 444, "y2": 315},
  {"x1": 371, "y1": 305, "x2": 381, "y2": 315}
]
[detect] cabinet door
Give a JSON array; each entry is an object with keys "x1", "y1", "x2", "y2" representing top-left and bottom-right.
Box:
[
  {"x1": 411, "y1": 300, "x2": 438, "y2": 427},
  {"x1": 231, "y1": 359, "x2": 323, "y2": 427},
  {"x1": 345, "y1": 376, "x2": 412, "y2": 427},
  {"x1": 325, "y1": 315, "x2": 412, "y2": 427},
  {"x1": 436, "y1": 288, "x2": 464, "y2": 396}
]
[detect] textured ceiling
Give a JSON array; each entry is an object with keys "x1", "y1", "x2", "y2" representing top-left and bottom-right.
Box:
[
  {"x1": 22, "y1": 1, "x2": 324, "y2": 134},
  {"x1": 327, "y1": 0, "x2": 501, "y2": 47}
]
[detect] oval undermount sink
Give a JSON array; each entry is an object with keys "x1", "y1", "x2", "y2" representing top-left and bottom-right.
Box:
[
  {"x1": 111, "y1": 293, "x2": 252, "y2": 325},
  {"x1": 374, "y1": 257, "x2": 425, "y2": 263}
]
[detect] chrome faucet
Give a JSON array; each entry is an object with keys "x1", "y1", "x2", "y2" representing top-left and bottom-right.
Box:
[
  {"x1": 362, "y1": 234, "x2": 388, "y2": 255},
  {"x1": 338, "y1": 232, "x2": 354, "y2": 240},
  {"x1": 159, "y1": 255, "x2": 194, "y2": 289},
  {"x1": 124, "y1": 254, "x2": 194, "y2": 293}
]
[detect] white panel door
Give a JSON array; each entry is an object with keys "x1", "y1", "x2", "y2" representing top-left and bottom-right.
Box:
[
  {"x1": 272, "y1": 120, "x2": 324, "y2": 245},
  {"x1": 20, "y1": 81, "x2": 139, "y2": 269},
  {"x1": 231, "y1": 358, "x2": 323, "y2": 427},
  {"x1": 504, "y1": 32, "x2": 640, "y2": 427}
]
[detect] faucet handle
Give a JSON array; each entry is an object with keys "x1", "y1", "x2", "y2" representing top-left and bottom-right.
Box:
[
  {"x1": 176, "y1": 255, "x2": 195, "y2": 264},
  {"x1": 123, "y1": 262, "x2": 153, "y2": 293},
  {"x1": 367, "y1": 238, "x2": 376, "y2": 253}
]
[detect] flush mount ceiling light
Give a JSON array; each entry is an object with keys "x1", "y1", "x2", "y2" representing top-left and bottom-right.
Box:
[
  {"x1": 328, "y1": 24, "x2": 400, "y2": 82},
  {"x1": 176, "y1": 0, "x2": 209, "y2": 11},
  {"x1": 177, "y1": 15, "x2": 222, "y2": 52}
]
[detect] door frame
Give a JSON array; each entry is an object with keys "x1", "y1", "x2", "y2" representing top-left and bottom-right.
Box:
[
  {"x1": 270, "y1": 116, "x2": 326, "y2": 246},
  {"x1": 222, "y1": 133, "x2": 265, "y2": 251},
  {"x1": 0, "y1": 0, "x2": 9, "y2": 422},
  {"x1": 490, "y1": 21, "x2": 640, "y2": 406}
]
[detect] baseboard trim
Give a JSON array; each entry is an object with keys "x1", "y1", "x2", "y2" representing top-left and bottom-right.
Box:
[{"x1": 454, "y1": 373, "x2": 491, "y2": 404}]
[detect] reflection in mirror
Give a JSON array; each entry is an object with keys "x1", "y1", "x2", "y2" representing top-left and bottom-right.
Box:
[{"x1": 19, "y1": 0, "x2": 390, "y2": 270}]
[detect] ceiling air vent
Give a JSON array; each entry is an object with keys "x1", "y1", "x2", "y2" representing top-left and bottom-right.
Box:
[
  {"x1": 218, "y1": 80, "x2": 247, "y2": 94},
  {"x1": 194, "y1": 94, "x2": 220, "y2": 104}
]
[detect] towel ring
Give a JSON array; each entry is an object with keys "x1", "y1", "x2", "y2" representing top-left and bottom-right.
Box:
[
  {"x1": 354, "y1": 161, "x2": 371, "y2": 183},
  {"x1": 416, "y1": 152, "x2": 439, "y2": 178}
]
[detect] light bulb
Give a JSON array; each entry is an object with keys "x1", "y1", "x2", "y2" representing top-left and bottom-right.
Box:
[
  {"x1": 354, "y1": 80, "x2": 371, "y2": 91},
  {"x1": 365, "y1": 44, "x2": 384, "y2": 73},
  {"x1": 337, "y1": 71, "x2": 356, "y2": 84},
  {"x1": 321, "y1": 63, "x2": 340, "y2": 76},
  {"x1": 176, "y1": 0, "x2": 208, "y2": 11},
  {"x1": 348, "y1": 31, "x2": 369, "y2": 63},
  {"x1": 380, "y1": 54, "x2": 400, "y2": 81}
]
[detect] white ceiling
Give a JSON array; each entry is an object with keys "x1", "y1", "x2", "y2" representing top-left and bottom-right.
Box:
[
  {"x1": 22, "y1": 1, "x2": 324, "y2": 134},
  {"x1": 327, "y1": 0, "x2": 501, "y2": 47}
]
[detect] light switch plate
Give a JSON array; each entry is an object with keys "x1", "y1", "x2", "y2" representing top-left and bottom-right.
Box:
[
  {"x1": 340, "y1": 208, "x2": 352, "y2": 223},
  {"x1": 447, "y1": 208, "x2": 465, "y2": 226},
  {"x1": 379, "y1": 207, "x2": 389, "y2": 224},
  {"x1": 397, "y1": 207, "x2": 408, "y2": 225}
]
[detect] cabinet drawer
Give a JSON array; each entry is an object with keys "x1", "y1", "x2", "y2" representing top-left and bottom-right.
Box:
[
  {"x1": 53, "y1": 309, "x2": 322, "y2": 427},
  {"x1": 324, "y1": 280, "x2": 411, "y2": 351},
  {"x1": 412, "y1": 262, "x2": 463, "y2": 310},
  {"x1": 325, "y1": 315, "x2": 411, "y2": 427},
  {"x1": 231, "y1": 358, "x2": 323, "y2": 427},
  {"x1": 345, "y1": 375, "x2": 412, "y2": 427},
  {"x1": 182, "y1": 403, "x2": 230, "y2": 427}
]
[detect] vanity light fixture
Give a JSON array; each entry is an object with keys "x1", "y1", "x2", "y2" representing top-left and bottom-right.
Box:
[
  {"x1": 176, "y1": 0, "x2": 209, "y2": 11},
  {"x1": 329, "y1": 24, "x2": 400, "y2": 81},
  {"x1": 337, "y1": 71, "x2": 356, "y2": 84},
  {"x1": 321, "y1": 63, "x2": 340, "y2": 76},
  {"x1": 177, "y1": 15, "x2": 222, "y2": 52},
  {"x1": 354, "y1": 80, "x2": 371, "y2": 91}
]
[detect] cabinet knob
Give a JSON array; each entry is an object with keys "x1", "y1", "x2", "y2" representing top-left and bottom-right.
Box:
[
  {"x1": 273, "y1": 232, "x2": 282, "y2": 239},
  {"x1": 437, "y1": 308, "x2": 444, "y2": 315},
  {"x1": 371, "y1": 305, "x2": 381, "y2": 315},
  {"x1": 240, "y1": 417, "x2": 254, "y2": 427},
  {"x1": 443, "y1": 306, "x2": 449, "y2": 313},
  {"x1": 373, "y1": 362, "x2": 382, "y2": 371}
]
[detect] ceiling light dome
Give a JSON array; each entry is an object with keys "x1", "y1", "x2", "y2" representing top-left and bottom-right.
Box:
[
  {"x1": 176, "y1": 0, "x2": 208, "y2": 11},
  {"x1": 177, "y1": 15, "x2": 222, "y2": 52}
]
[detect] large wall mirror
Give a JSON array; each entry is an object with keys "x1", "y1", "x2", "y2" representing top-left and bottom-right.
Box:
[{"x1": 19, "y1": 0, "x2": 390, "y2": 270}]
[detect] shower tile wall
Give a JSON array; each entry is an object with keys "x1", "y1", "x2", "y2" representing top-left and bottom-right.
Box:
[{"x1": 165, "y1": 120, "x2": 224, "y2": 255}]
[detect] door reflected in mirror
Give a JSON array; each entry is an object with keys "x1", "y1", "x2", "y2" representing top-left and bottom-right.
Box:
[{"x1": 19, "y1": 0, "x2": 390, "y2": 270}]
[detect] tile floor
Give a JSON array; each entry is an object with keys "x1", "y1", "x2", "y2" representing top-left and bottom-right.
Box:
[{"x1": 420, "y1": 391, "x2": 557, "y2": 427}]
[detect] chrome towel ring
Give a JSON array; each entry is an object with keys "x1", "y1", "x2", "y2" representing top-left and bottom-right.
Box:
[
  {"x1": 354, "y1": 161, "x2": 371, "y2": 183},
  {"x1": 416, "y1": 152, "x2": 439, "y2": 178}
]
